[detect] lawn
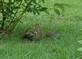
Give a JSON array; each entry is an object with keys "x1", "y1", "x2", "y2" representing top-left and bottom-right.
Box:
[{"x1": 0, "y1": 0, "x2": 82, "y2": 59}]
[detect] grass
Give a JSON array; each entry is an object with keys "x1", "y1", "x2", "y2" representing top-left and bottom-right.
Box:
[{"x1": 0, "y1": 0, "x2": 82, "y2": 59}]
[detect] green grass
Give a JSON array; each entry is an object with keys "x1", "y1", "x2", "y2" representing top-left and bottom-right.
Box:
[{"x1": 0, "y1": 0, "x2": 82, "y2": 59}]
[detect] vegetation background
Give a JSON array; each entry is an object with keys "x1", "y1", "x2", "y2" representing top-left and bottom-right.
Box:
[{"x1": 0, "y1": 0, "x2": 82, "y2": 59}]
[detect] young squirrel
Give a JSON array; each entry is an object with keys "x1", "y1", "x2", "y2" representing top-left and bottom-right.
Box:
[
  {"x1": 22, "y1": 23, "x2": 43, "y2": 41},
  {"x1": 22, "y1": 23, "x2": 56, "y2": 41}
]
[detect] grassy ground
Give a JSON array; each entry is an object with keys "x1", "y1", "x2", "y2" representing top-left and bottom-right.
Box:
[{"x1": 0, "y1": 0, "x2": 82, "y2": 59}]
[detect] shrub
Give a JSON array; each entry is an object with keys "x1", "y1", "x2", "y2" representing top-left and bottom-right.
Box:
[{"x1": 0, "y1": 0, "x2": 47, "y2": 32}]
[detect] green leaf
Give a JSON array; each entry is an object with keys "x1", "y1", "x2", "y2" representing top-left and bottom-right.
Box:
[
  {"x1": 54, "y1": 3, "x2": 70, "y2": 15},
  {"x1": 54, "y1": 8, "x2": 61, "y2": 15},
  {"x1": 39, "y1": 7, "x2": 47, "y2": 11}
]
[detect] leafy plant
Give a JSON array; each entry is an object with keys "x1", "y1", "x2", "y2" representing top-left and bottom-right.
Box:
[
  {"x1": 0, "y1": 0, "x2": 48, "y2": 32},
  {"x1": 54, "y1": 3, "x2": 70, "y2": 15}
]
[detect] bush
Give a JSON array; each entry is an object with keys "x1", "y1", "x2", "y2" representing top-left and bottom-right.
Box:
[{"x1": 0, "y1": 0, "x2": 47, "y2": 32}]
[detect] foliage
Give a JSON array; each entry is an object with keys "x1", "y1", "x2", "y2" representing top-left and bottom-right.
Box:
[
  {"x1": 0, "y1": 0, "x2": 47, "y2": 32},
  {"x1": 54, "y1": 3, "x2": 70, "y2": 15},
  {"x1": 0, "y1": 0, "x2": 70, "y2": 33}
]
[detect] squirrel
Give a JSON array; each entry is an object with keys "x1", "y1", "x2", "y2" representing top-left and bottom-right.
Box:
[
  {"x1": 22, "y1": 23, "x2": 43, "y2": 41},
  {"x1": 22, "y1": 23, "x2": 56, "y2": 41}
]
